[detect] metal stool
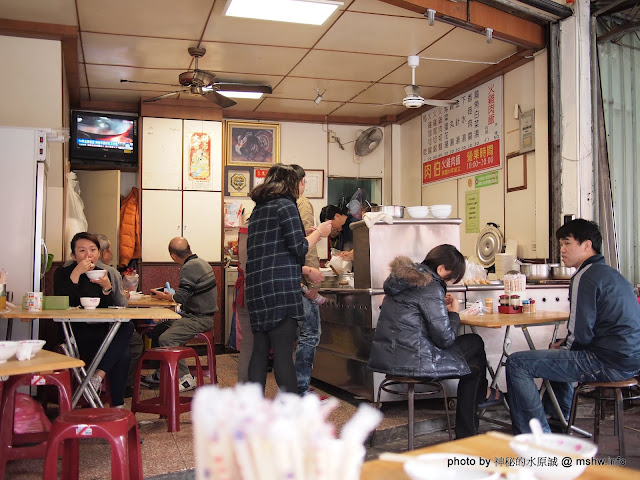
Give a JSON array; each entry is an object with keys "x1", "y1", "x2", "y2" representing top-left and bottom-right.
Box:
[
  {"x1": 376, "y1": 375, "x2": 453, "y2": 450},
  {"x1": 0, "y1": 370, "x2": 72, "y2": 480},
  {"x1": 132, "y1": 346, "x2": 203, "y2": 432},
  {"x1": 567, "y1": 377, "x2": 639, "y2": 457},
  {"x1": 43, "y1": 408, "x2": 143, "y2": 480},
  {"x1": 186, "y1": 330, "x2": 217, "y2": 384}
]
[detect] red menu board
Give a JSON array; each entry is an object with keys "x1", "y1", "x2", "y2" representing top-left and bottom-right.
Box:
[
  {"x1": 422, "y1": 139, "x2": 500, "y2": 185},
  {"x1": 422, "y1": 77, "x2": 503, "y2": 186}
]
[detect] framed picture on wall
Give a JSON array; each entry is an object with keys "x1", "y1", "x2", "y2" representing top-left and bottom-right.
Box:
[
  {"x1": 224, "y1": 166, "x2": 253, "y2": 196},
  {"x1": 304, "y1": 169, "x2": 324, "y2": 199},
  {"x1": 225, "y1": 121, "x2": 280, "y2": 166},
  {"x1": 254, "y1": 167, "x2": 269, "y2": 187}
]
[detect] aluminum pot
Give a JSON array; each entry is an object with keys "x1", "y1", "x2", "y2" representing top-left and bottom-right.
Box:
[
  {"x1": 550, "y1": 264, "x2": 576, "y2": 279},
  {"x1": 319, "y1": 272, "x2": 353, "y2": 288},
  {"x1": 520, "y1": 263, "x2": 550, "y2": 281},
  {"x1": 369, "y1": 205, "x2": 405, "y2": 218}
]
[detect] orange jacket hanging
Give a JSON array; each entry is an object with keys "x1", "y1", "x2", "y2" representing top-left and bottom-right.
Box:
[{"x1": 119, "y1": 187, "x2": 141, "y2": 267}]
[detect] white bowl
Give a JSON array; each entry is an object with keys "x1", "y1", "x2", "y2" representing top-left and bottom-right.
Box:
[
  {"x1": 128, "y1": 292, "x2": 145, "y2": 301},
  {"x1": 404, "y1": 453, "x2": 501, "y2": 480},
  {"x1": 16, "y1": 339, "x2": 46, "y2": 361},
  {"x1": 430, "y1": 204, "x2": 453, "y2": 218},
  {"x1": 80, "y1": 297, "x2": 100, "y2": 309},
  {"x1": 84, "y1": 269, "x2": 107, "y2": 281},
  {"x1": 406, "y1": 206, "x2": 430, "y2": 219},
  {"x1": 509, "y1": 433, "x2": 598, "y2": 480},
  {"x1": 0, "y1": 341, "x2": 18, "y2": 364}
]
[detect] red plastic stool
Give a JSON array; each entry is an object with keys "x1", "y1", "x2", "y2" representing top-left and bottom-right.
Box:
[
  {"x1": 132, "y1": 346, "x2": 203, "y2": 432},
  {"x1": 186, "y1": 330, "x2": 217, "y2": 384},
  {"x1": 0, "y1": 370, "x2": 73, "y2": 480},
  {"x1": 42, "y1": 408, "x2": 142, "y2": 480}
]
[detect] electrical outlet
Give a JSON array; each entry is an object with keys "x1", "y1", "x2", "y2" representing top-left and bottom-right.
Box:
[
  {"x1": 531, "y1": 241, "x2": 536, "y2": 252},
  {"x1": 328, "y1": 131, "x2": 337, "y2": 143}
]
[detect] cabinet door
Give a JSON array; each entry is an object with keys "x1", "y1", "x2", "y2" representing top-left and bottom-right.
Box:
[
  {"x1": 141, "y1": 117, "x2": 182, "y2": 190},
  {"x1": 183, "y1": 190, "x2": 222, "y2": 262},
  {"x1": 141, "y1": 189, "x2": 182, "y2": 261},
  {"x1": 183, "y1": 120, "x2": 222, "y2": 191}
]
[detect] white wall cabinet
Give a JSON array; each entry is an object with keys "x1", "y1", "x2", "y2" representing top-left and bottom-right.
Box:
[
  {"x1": 141, "y1": 189, "x2": 182, "y2": 262},
  {"x1": 183, "y1": 190, "x2": 222, "y2": 262},
  {"x1": 141, "y1": 117, "x2": 183, "y2": 190}
]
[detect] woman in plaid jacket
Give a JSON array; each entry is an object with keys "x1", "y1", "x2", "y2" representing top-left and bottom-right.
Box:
[{"x1": 246, "y1": 164, "x2": 332, "y2": 393}]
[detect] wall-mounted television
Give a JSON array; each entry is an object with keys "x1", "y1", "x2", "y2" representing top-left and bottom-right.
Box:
[{"x1": 70, "y1": 110, "x2": 139, "y2": 167}]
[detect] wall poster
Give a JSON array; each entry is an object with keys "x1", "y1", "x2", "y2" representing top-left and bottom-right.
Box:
[
  {"x1": 183, "y1": 120, "x2": 222, "y2": 191},
  {"x1": 465, "y1": 190, "x2": 480, "y2": 233},
  {"x1": 422, "y1": 77, "x2": 503, "y2": 186}
]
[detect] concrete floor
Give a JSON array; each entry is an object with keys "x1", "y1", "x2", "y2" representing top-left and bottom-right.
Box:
[{"x1": 4, "y1": 353, "x2": 640, "y2": 479}]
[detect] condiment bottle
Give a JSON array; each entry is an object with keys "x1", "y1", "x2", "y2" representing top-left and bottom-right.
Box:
[
  {"x1": 522, "y1": 299, "x2": 531, "y2": 313},
  {"x1": 510, "y1": 294, "x2": 521, "y2": 308},
  {"x1": 529, "y1": 299, "x2": 536, "y2": 313},
  {"x1": 499, "y1": 295, "x2": 510, "y2": 307},
  {"x1": 485, "y1": 297, "x2": 494, "y2": 313}
]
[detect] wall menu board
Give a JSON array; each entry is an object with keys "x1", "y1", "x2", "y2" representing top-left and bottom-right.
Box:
[{"x1": 421, "y1": 77, "x2": 503, "y2": 186}]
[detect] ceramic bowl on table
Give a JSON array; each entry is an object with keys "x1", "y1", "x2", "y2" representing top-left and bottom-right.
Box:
[
  {"x1": 128, "y1": 292, "x2": 145, "y2": 301},
  {"x1": 430, "y1": 204, "x2": 453, "y2": 218},
  {"x1": 16, "y1": 339, "x2": 46, "y2": 361},
  {"x1": 84, "y1": 269, "x2": 107, "y2": 281},
  {"x1": 404, "y1": 453, "x2": 500, "y2": 480},
  {"x1": 406, "y1": 206, "x2": 430, "y2": 219},
  {"x1": 80, "y1": 297, "x2": 100, "y2": 309},
  {"x1": 0, "y1": 341, "x2": 18, "y2": 364},
  {"x1": 509, "y1": 433, "x2": 597, "y2": 480}
]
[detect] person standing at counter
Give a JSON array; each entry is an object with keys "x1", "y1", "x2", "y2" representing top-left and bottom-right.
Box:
[
  {"x1": 321, "y1": 204, "x2": 356, "y2": 261},
  {"x1": 368, "y1": 245, "x2": 503, "y2": 439},
  {"x1": 292, "y1": 165, "x2": 324, "y2": 396},
  {"x1": 246, "y1": 164, "x2": 332, "y2": 394},
  {"x1": 54, "y1": 232, "x2": 134, "y2": 408},
  {"x1": 506, "y1": 219, "x2": 640, "y2": 434}
]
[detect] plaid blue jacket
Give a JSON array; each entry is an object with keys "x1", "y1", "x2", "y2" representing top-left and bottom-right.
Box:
[{"x1": 246, "y1": 195, "x2": 308, "y2": 332}]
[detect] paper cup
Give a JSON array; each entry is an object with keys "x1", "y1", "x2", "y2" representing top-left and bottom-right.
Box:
[{"x1": 26, "y1": 292, "x2": 43, "y2": 312}]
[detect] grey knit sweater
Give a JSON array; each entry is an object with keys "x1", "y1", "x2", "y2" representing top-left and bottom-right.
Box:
[{"x1": 173, "y1": 254, "x2": 218, "y2": 318}]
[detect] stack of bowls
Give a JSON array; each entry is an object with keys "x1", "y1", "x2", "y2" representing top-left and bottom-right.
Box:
[
  {"x1": 406, "y1": 206, "x2": 429, "y2": 219},
  {"x1": 429, "y1": 204, "x2": 453, "y2": 218}
]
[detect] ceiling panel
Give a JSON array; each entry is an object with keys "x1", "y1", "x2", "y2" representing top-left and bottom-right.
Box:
[
  {"x1": 330, "y1": 102, "x2": 406, "y2": 118},
  {"x1": 422, "y1": 27, "x2": 518, "y2": 63},
  {"x1": 77, "y1": 0, "x2": 210, "y2": 38},
  {"x1": 316, "y1": 11, "x2": 454, "y2": 55},
  {"x1": 256, "y1": 98, "x2": 343, "y2": 116},
  {"x1": 272, "y1": 77, "x2": 372, "y2": 102},
  {"x1": 347, "y1": 0, "x2": 425, "y2": 17},
  {"x1": 292, "y1": 50, "x2": 404, "y2": 82},
  {"x1": 352, "y1": 82, "x2": 446, "y2": 105},
  {"x1": 0, "y1": 0, "x2": 77, "y2": 25}
]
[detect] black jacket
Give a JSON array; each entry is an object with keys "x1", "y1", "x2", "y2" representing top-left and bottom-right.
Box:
[{"x1": 367, "y1": 256, "x2": 470, "y2": 378}]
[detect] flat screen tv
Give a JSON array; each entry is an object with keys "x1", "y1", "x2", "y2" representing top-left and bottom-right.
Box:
[{"x1": 70, "y1": 110, "x2": 139, "y2": 167}]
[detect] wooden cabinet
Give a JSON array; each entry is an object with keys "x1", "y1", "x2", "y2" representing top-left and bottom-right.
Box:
[{"x1": 141, "y1": 117, "x2": 182, "y2": 190}]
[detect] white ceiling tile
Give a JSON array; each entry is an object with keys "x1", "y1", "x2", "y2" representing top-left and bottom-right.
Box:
[
  {"x1": 76, "y1": 0, "x2": 210, "y2": 38},
  {"x1": 291, "y1": 50, "x2": 404, "y2": 82},
  {"x1": 421, "y1": 28, "x2": 518, "y2": 63},
  {"x1": 347, "y1": 0, "x2": 425, "y2": 17},
  {"x1": 330, "y1": 102, "x2": 406, "y2": 118},
  {"x1": 272, "y1": 78, "x2": 372, "y2": 102},
  {"x1": 352, "y1": 82, "x2": 446, "y2": 105},
  {"x1": 316, "y1": 11, "x2": 454, "y2": 56},
  {"x1": 256, "y1": 98, "x2": 342, "y2": 116},
  {"x1": 0, "y1": 0, "x2": 77, "y2": 25},
  {"x1": 197, "y1": 42, "x2": 307, "y2": 76}
]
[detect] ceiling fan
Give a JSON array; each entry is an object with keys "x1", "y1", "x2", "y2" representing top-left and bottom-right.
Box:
[
  {"x1": 375, "y1": 56, "x2": 458, "y2": 109},
  {"x1": 120, "y1": 47, "x2": 273, "y2": 108}
]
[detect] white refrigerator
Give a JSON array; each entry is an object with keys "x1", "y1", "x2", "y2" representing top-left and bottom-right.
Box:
[{"x1": 0, "y1": 126, "x2": 49, "y2": 341}]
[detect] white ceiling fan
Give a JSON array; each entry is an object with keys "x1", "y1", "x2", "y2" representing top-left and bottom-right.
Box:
[{"x1": 375, "y1": 56, "x2": 458, "y2": 109}]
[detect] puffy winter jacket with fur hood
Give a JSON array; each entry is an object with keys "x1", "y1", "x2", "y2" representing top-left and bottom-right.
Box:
[{"x1": 367, "y1": 256, "x2": 471, "y2": 378}]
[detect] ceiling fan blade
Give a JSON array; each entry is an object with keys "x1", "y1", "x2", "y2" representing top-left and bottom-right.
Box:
[
  {"x1": 203, "y1": 90, "x2": 237, "y2": 108},
  {"x1": 214, "y1": 83, "x2": 273, "y2": 94},
  {"x1": 121, "y1": 79, "x2": 181, "y2": 87},
  {"x1": 367, "y1": 102, "x2": 403, "y2": 107},
  {"x1": 404, "y1": 84, "x2": 421, "y2": 97},
  {"x1": 142, "y1": 91, "x2": 184, "y2": 103},
  {"x1": 422, "y1": 98, "x2": 459, "y2": 107}
]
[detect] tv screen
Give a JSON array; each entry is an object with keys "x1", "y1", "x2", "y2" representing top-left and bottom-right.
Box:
[{"x1": 70, "y1": 110, "x2": 138, "y2": 167}]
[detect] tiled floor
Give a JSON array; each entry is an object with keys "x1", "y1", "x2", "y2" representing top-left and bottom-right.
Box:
[{"x1": 4, "y1": 354, "x2": 640, "y2": 478}]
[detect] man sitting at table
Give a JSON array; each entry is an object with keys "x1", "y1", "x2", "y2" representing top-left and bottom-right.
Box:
[
  {"x1": 143, "y1": 237, "x2": 218, "y2": 392},
  {"x1": 506, "y1": 219, "x2": 640, "y2": 434}
]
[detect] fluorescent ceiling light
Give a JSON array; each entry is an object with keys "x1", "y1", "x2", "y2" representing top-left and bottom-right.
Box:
[
  {"x1": 225, "y1": 0, "x2": 343, "y2": 25},
  {"x1": 217, "y1": 91, "x2": 264, "y2": 99}
]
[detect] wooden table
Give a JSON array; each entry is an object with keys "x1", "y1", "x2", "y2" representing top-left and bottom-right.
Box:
[
  {"x1": 0, "y1": 349, "x2": 84, "y2": 377},
  {"x1": 128, "y1": 296, "x2": 178, "y2": 310},
  {"x1": 460, "y1": 310, "x2": 570, "y2": 429},
  {"x1": 360, "y1": 432, "x2": 636, "y2": 480},
  {"x1": 0, "y1": 307, "x2": 181, "y2": 407}
]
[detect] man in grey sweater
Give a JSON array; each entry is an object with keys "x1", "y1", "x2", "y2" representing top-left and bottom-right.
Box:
[{"x1": 143, "y1": 237, "x2": 218, "y2": 391}]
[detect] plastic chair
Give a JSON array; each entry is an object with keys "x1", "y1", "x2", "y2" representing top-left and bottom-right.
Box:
[
  {"x1": 42, "y1": 408, "x2": 142, "y2": 480},
  {"x1": 186, "y1": 329, "x2": 217, "y2": 384},
  {"x1": 0, "y1": 370, "x2": 73, "y2": 480},
  {"x1": 375, "y1": 375, "x2": 453, "y2": 450},
  {"x1": 567, "y1": 377, "x2": 639, "y2": 457},
  {"x1": 132, "y1": 346, "x2": 203, "y2": 432}
]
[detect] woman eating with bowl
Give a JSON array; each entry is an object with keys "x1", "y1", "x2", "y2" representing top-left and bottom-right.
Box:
[{"x1": 53, "y1": 231, "x2": 133, "y2": 408}]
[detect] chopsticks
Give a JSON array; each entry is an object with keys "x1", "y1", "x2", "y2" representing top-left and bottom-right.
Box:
[{"x1": 329, "y1": 265, "x2": 340, "y2": 276}]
